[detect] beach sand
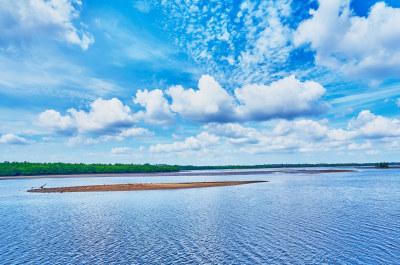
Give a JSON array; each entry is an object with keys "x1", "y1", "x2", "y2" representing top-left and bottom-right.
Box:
[{"x1": 27, "y1": 180, "x2": 268, "y2": 193}]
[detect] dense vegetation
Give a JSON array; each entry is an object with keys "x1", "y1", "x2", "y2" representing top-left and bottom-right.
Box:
[
  {"x1": 0, "y1": 161, "x2": 395, "y2": 177},
  {"x1": 375, "y1": 162, "x2": 389, "y2": 168},
  {"x1": 0, "y1": 162, "x2": 179, "y2": 176}
]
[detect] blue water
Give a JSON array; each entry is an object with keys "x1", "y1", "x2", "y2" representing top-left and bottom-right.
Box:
[{"x1": 1, "y1": 168, "x2": 400, "y2": 264}]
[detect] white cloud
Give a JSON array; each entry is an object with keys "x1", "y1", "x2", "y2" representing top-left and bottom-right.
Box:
[
  {"x1": 294, "y1": 0, "x2": 400, "y2": 80},
  {"x1": 66, "y1": 127, "x2": 152, "y2": 146},
  {"x1": 348, "y1": 110, "x2": 400, "y2": 138},
  {"x1": 0, "y1": 0, "x2": 93, "y2": 50},
  {"x1": 37, "y1": 98, "x2": 137, "y2": 135},
  {"x1": 111, "y1": 147, "x2": 133, "y2": 155},
  {"x1": 167, "y1": 75, "x2": 327, "y2": 123},
  {"x1": 102, "y1": 128, "x2": 153, "y2": 142},
  {"x1": 37, "y1": 109, "x2": 76, "y2": 135},
  {"x1": 36, "y1": 98, "x2": 160, "y2": 146},
  {"x1": 167, "y1": 75, "x2": 235, "y2": 123},
  {"x1": 205, "y1": 121, "x2": 321, "y2": 152},
  {"x1": 235, "y1": 75, "x2": 327, "y2": 120},
  {"x1": 273, "y1": 119, "x2": 329, "y2": 140},
  {"x1": 204, "y1": 123, "x2": 258, "y2": 139},
  {"x1": 273, "y1": 111, "x2": 400, "y2": 148},
  {"x1": 0, "y1": 133, "x2": 29, "y2": 145},
  {"x1": 202, "y1": 112, "x2": 394, "y2": 154},
  {"x1": 150, "y1": 137, "x2": 200, "y2": 153},
  {"x1": 118, "y1": 128, "x2": 152, "y2": 138},
  {"x1": 133, "y1": 0, "x2": 152, "y2": 13},
  {"x1": 273, "y1": 119, "x2": 358, "y2": 143},
  {"x1": 149, "y1": 110, "x2": 400, "y2": 157},
  {"x1": 348, "y1": 141, "x2": 372, "y2": 150},
  {"x1": 326, "y1": 128, "x2": 356, "y2": 142},
  {"x1": 236, "y1": 0, "x2": 293, "y2": 83},
  {"x1": 160, "y1": 0, "x2": 294, "y2": 85},
  {"x1": 149, "y1": 132, "x2": 219, "y2": 153},
  {"x1": 366, "y1": 150, "x2": 380, "y2": 155},
  {"x1": 66, "y1": 134, "x2": 98, "y2": 147},
  {"x1": 68, "y1": 98, "x2": 136, "y2": 135},
  {"x1": 133, "y1": 89, "x2": 174, "y2": 124}
]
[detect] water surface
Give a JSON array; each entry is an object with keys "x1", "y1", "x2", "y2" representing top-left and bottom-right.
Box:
[{"x1": 1, "y1": 168, "x2": 399, "y2": 264}]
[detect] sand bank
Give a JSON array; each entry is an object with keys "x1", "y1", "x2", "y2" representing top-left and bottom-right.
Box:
[
  {"x1": 1, "y1": 169, "x2": 356, "y2": 180},
  {"x1": 27, "y1": 180, "x2": 267, "y2": 193}
]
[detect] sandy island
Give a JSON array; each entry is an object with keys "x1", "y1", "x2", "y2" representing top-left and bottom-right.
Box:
[
  {"x1": 27, "y1": 180, "x2": 268, "y2": 193},
  {"x1": 1, "y1": 169, "x2": 357, "y2": 180}
]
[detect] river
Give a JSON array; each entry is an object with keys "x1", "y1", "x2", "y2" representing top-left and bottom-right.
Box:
[{"x1": 1, "y1": 168, "x2": 399, "y2": 264}]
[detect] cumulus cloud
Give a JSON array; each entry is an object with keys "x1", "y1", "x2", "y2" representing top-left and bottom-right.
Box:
[
  {"x1": 202, "y1": 110, "x2": 399, "y2": 154},
  {"x1": 149, "y1": 132, "x2": 219, "y2": 153},
  {"x1": 167, "y1": 75, "x2": 235, "y2": 123},
  {"x1": 149, "y1": 109, "x2": 400, "y2": 156},
  {"x1": 348, "y1": 110, "x2": 400, "y2": 138},
  {"x1": 37, "y1": 97, "x2": 159, "y2": 146},
  {"x1": 273, "y1": 119, "x2": 329, "y2": 140},
  {"x1": 0, "y1": 134, "x2": 29, "y2": 145},
  {"x1": 37, "y1": 98, "x2": 137, "y2": 135},
  {"x1": 37, "y1": 109, "x2": 76, "y2": 135},
  {"x1": 0, "y1": 0, "x2": 93, "y2": 50},
  {"x1": 68, "y1": 98, "x2": 135, "y2": 135},
  {"x1": 167, "y1": 75, "x2": 327, "y2": 123},
  {"x1": 274, "y1": 119, "x2": 356, "y2": 142},
  {"x1": 348, "y1": 141, "x2": 372, "y2": 151},
  {"x1": 205, "y1": 121, "x2": 321, "y2": 152},
  {"x1": 294, "y1": 0, "x2": 400, "y2": 80},
  {"x1": 133, "y1": 89, "x2": 174, "y2": 124},
  {"x1": 235, "y1": 75, "x2": 327, "y2": 120}
]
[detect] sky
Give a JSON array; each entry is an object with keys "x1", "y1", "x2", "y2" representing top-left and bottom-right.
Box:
[{"x1": 1, "y1": 0, "x2": 400, "y2": 165}]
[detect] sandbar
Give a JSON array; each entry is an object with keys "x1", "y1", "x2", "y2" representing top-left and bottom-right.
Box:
[
  {"x1": 27, "y1": 180, "x2": 267, "y2": 193},
  {"x1": 2, "y1": 169, "x2": 357, "y2": 180}
]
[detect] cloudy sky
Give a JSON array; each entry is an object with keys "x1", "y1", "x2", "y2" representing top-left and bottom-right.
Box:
[{"x1": 1, "y1": 0, "x2": 400, "y2": 165}]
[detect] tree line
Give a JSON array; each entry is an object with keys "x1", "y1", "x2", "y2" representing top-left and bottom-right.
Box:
[{"x1": 0, "y1": 162, "x2": 179, "y2": 176}]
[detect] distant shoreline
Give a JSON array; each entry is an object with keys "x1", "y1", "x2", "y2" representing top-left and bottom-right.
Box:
[
  {"x1": 27, "y1": 180, "x2": 268, "y2": 193},
  {"x1": 1, "y1": 169, "x2": 357, "y2": 180},
  {"x1": 1, "y1": 161, "x2": 392, "y2": 178}
]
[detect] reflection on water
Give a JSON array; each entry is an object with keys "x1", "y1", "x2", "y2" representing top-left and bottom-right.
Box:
[{"x1": 1, "y1": 168, "x2": 400, "y2": 264}]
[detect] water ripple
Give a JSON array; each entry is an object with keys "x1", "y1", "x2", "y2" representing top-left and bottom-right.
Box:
[{"x1": 1, "y1": 169, "x2": 400, "y2": 264}]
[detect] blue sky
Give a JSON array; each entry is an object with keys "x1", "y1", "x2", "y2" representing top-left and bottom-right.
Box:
[{"x1": 1, "y1": 0, "x2": 400, "y2": 165}]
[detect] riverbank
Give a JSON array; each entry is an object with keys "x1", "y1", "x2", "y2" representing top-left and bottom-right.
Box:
[{"x1": 27, "y1": 180, "x2": 267, "y2": 193}]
